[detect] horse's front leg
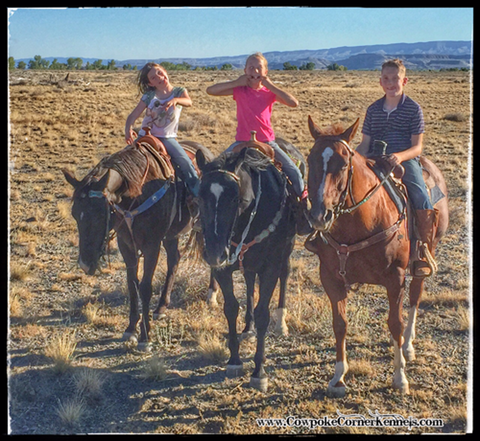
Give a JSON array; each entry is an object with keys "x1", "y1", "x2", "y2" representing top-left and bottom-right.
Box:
[
  {"x1": 250, "y1": 266, "x2": 278, "y2": 392},
  {"x1": 215, "y1": 269, "x2": 243, "y2": 377},
  {"x1": 322, "y1": 269, "x2": 349, "y2": 398},
  {"x1": 240, "y1": 270, "x2": 256, "y2": 341},
  {"x1": 118, "y1": 240, "x2": 140, "y2": 342},
  {"x1": 137, "y1": 243, "x2": 162, "y2": 351},
  {"x1": 206, "y1": 270, "x2": 220, "y2": 308},
  {"x1": 153, "y1": 238, "x2": 180, "y2": 320},
  {"x1": 403, "y1": 276, "x2": 424, "y2": 362},
  {"x1": 386, "y1": 270, "x2": 409, "y2": 394},
  {"x1": 274, "y1": 251, "x2": 291, "y2": 336}
]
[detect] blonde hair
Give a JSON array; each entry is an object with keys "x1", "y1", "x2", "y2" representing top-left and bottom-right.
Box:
[
  {"x1": 382, "y1": 59, "x2": 406, "y2": 77},
  {"x1": 245, "y1": 52, "x2": 268, "y2": 70}
]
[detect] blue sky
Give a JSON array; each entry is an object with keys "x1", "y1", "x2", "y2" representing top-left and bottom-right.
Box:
[{"x1": 8, "y1": 7, "x2": 474, "y2": 61}]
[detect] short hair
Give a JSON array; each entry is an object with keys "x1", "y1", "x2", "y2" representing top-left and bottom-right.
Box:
[
  {"x1": 381, "y1": 59, "x2": 406, "y2": 76},
  {"x1": 245, "y1": 52, "x2": 268, "y2": 70}
]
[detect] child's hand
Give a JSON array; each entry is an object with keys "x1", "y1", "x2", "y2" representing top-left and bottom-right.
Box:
[{"x1": 125, "y1": 128, "x2": 136, "y2": 145}]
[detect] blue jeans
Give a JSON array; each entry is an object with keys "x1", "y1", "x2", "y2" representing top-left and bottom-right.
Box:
[
  {"x1": 138, "y1": 133, "x2": 199, "y2": 196},
  {"x1": 226, "y1": 140, "x2": 304, "y2": 197},
  {"x1": 402, "y1": 158, "x2": 433, "y2": 210}
]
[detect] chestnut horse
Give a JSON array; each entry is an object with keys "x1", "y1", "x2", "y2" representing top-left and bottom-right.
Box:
[{"x1": 305, "y1": 116, "x2": 448, "y2": 397}]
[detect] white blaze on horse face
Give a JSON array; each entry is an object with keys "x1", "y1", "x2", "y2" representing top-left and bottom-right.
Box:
[
  {"x1": 210, "y1": 183, "x2": 224, "y2": 235},
  {"x1": 318, "y1": 147, "x2": 334, "y2": 203}
]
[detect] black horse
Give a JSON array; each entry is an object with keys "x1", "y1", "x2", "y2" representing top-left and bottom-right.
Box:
[
  {"x1": 196, "y1": 145, "x2": 297, "y2": 391},
  {"x1": 63, "y1": 141, "x2": 218, "y2": 350}
]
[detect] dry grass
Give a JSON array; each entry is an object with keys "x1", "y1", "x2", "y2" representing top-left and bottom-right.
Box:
[{"x1": 8, "y1": 69, "x2": 471, "y2": 434}]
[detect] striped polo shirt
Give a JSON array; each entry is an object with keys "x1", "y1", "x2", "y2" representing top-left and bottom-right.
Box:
[{"x1": 362, "y1": 94, "x2": 425, "y2": 154}]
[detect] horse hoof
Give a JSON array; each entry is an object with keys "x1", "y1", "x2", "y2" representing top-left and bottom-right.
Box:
[
  {"x1": 393, "y1": 376, "x2": 410, "y2": 394},
  {"x1": 274, "y1": 324, "x2": 289, "y2": 337},
  {"x1": 122, "y1": 332, "x2": 137, "y2": 343},
  {"x1": 239, "y1": 331, "x2": 256, "y2": 342},
  {"x1": 250, "y1": 376, "x2": 268, "y2": 393},
  {"x1": 326, "y1": 383, "x2": 347, "y2": 398},
  {"x1": 137, "y1": 342, "x2": 152, "y2": 353},
  {"x1": 226, "y1": 364, "x2": 244, "y2": 378},
  {"x1": 403, "y1": 345, "x2": 416, "y2": 362},
  {"x1": 153, "y1": 312, "x2": 167, "y2": 321}
]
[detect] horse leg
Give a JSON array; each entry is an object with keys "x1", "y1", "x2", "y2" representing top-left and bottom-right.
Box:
[
  {"x1": 118, "y1": 241, "x2": 140, "y2": 342},
  {"x1": 322, "y1": 271, "x2": 349, "y2": 397},
  {"x1": 250, "y1": 267, "x2": 278, "y2": 392},
  {"x1": 206, "y1": 270, "x2": 220, "y2": 308},
  {"x1": 240, "y1": 270, "x2": 256, "y2": 341},
  {"x1": 403, "y1": 276, "x2": 424, "y2": 361},
  {"x1": 274, "y1": 254, "x2": 290, "y2": 336},
  {"x1": 153, "y1": 238, "x2": 180, "y2": 320},
  {"x1": 215, "y1": 269, "x2": 243, "y2": 377},
  {"x1": 385, "y1": 271, "x2": 409, "y2": 394},
  {"x1": 137, "y1": 243, "x2": 162, "y2": 351}
]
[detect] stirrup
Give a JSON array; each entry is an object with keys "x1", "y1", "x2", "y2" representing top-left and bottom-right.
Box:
[{"x1": 412, "y1": 243, "x2": 437, "y2": 277}]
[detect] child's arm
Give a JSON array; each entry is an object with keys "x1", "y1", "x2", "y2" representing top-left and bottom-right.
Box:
[
  {"x1": 163, "y1": 89, "x2": 192, "y2": 111},
  {"x1": 394, "y1": 134, "x2": 423, "y2": 163},
  {"x1": 206, "y1": 75, "x2": 249, "y2": 96},
  {"x1": 262, "y1": 76, "x2": 299, "y2": 107},
  {"x1": 125, "y1": 100, "x2": 147, "y2": 144},
  {"x1": 356, "y1": 134, "x2": 371, "y2": 157}
]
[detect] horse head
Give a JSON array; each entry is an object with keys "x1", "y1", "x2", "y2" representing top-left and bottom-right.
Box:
[
  {"x1": 63, "y1": 168, "x2": 122, "y2": 275},
  {"x1": 306, "y1": 116, "x2": 360, "y2": 232},
  {"x1": 196, "y1": 148, "x2": 258, "y2": 268}
]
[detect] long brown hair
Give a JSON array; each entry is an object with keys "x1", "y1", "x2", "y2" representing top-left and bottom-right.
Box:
[{"x1": 136, "y1": 62, "x2": 168, "y2": 95}]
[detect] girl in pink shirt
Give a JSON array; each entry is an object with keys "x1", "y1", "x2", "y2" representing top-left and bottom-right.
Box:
[{"x1": 206, "y1": 53, "x2": 305, "y2": 198}]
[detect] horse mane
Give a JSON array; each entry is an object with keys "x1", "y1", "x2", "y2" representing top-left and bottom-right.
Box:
[
  {"x1": 75, "y1": 145, "x2": 164, "y2": 198},
  {"x1": 205, "y1": 149, "x2": 272, "y2": 176}
]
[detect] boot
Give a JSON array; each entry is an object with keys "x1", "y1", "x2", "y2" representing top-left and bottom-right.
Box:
[
  {"x1": 412, "y1": 209, "x2": 438, "y2": 277},
  {"x1": 296, "y1": 188, "x2": 313, "y2": 236}
]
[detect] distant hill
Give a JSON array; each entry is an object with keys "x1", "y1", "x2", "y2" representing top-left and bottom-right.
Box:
[{"x1": 16, "y1": 40, "x2": 472, "y2": 71}]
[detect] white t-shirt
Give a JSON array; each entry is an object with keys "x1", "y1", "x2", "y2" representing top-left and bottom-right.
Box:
[{"x1": 139, "y1": 86, "x2": 185, "y2": 138}]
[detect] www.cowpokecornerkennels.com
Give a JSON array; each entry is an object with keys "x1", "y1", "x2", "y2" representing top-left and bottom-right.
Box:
[{"x1": 256, "y1": 409, "x2": 444, "y2": 432}]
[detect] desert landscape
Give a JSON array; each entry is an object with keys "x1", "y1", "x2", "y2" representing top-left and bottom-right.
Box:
[{"x1": 8, "y1": 68, "x2": 471, "y2": 434}]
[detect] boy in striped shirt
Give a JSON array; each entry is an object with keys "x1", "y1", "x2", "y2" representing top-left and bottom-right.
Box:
[{"x1": 356, "y1": 59, "x2": 438, "y2": 278}]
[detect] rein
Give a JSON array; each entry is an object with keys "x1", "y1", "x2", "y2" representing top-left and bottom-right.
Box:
[{"x1": 310, "y1": 138, "x2": 405, "y2": 290}]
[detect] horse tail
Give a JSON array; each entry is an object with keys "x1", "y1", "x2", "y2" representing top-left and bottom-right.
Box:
[{"x1": 182, "y1": 228, "x2": 204, "y2": 263}]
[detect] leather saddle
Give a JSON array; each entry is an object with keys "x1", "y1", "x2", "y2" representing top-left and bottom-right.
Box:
[
  {"x1": 134, "y1": 127, "x2": 201, "y2": 179},
  {"x1": 232, "y1": 131, "x2": 284, "y2": 171}
]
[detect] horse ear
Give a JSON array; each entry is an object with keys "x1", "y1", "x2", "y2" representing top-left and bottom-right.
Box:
[
  {"x1": 308, "y1": 115, "x2": 323, "y2": 140},
  {"x1": 62, "y1": 168, "x2": 80, "y2": 189},
  {"x1": 196, "y1": 149, "x2": 208, "y2": 172},
  {"x1": 340, "y1": 118, "x2": 360, "y2": 143},
  {"x1": 234, "y1": 147, "x2": 248, "y2": 175}
]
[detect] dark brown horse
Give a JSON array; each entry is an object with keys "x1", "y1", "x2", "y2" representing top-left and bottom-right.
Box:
[
  {"x1": 63, "y1": 141, "x2": 218, "y2": 350},
  {"x1": 305, "y1": 116, "x2": 448, "y2": 397}
]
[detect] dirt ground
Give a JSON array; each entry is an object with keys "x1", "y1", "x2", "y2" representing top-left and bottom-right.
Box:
[{"x1": 8, "y1": 68, "x2": 472, "y2": 434}]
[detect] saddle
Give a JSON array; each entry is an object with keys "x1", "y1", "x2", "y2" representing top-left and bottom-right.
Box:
[
  {"x1": 134, "y1": 127, "x2": 201, "y2": 179},
  {"x1": 368, "y1": 157, "x2": 445, "y2": 244},
  {"x1": 232, "y1": 131, "x2": 283, "y2": 170}
]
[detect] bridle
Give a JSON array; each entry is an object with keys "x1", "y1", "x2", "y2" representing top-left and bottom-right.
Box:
[
  {"x1": 329, "y1": 138, "x2": 395, "y2": 218},
  {"x1": 202, "y1": 161, "x2": 287, "y2": 272},
  {"x1": 308, "y1": 138, "x2": 406, "y2": 290}
]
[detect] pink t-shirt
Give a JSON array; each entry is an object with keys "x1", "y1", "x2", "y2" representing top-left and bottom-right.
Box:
[{"x1": 233, "y1": 86, "x2": 277, "y2": 142}]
